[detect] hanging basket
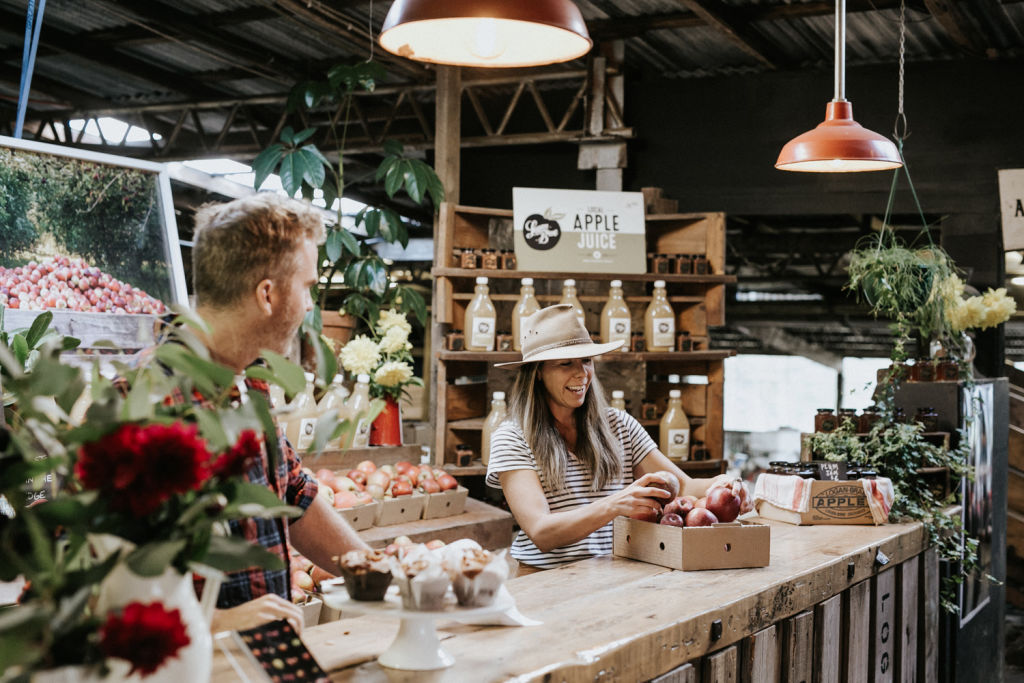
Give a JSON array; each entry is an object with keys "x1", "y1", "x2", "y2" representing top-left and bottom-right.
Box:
[{"x1": 859, "y1": 262, "x2": 935, "y2": 316}]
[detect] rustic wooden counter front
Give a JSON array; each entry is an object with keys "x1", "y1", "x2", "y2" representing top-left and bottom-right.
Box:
[{"x1": 213, "y1": 518, "x2": 937, "y2": 682}]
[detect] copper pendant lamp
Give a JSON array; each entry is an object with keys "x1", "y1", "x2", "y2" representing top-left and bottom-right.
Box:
[
  {"x1": 776, "y1": 0, "x2": 902, "y2": 172},
  {"x1": 379, "y1": 0, "x2": 592, "y2": 68}
]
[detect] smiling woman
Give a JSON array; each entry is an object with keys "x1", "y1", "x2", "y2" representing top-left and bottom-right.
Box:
[{"x1": 485, "y1": 304, "x2": 751, "y2": 571}]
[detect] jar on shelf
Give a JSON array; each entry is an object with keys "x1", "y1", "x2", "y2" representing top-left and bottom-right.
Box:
[
  {"x1": 496, "y1": 333, "x2": 514, "y2": 352},
  {"x1": 451, "y1": 248, "x2": 462, "y2": 267},
  {"x1": 911, "y1": 360, "x2": 936, "y2": 382},
  {"x1": 796, "y1": 463, "x2": 819, "y2": 478},
  {"x1": 690, "y1": 441, "x2": 711, "y2": 461},
  {"x1": 914, "y1": 407, "x2": 939, "y2": 432},
  {"x1": 845, "y1": 463, "x2": 863, "y2": 480},
  {"x1": 837, "y1": 408, "x2": 858, "y2": 430},
  {"x1": 937, "y1": 359, "x2": 960, "y2": 381},
  {"x1": 651, "y1": 253, "x2": 671, "y2": 274},
  {"x1": 641, "y1": 400, "x2": 658, "y2": 421},
  {"x1": 459, "y1": 248, "x2": 479, "y2": 269},
  {"x1": 814, "y1": 408, "x2": 838, "y2": 433},
  {"x1": 630, "y1": 331, "x2": 646, "y2": 352},
  {"x1": 500, "y1": 249, "x2": 517, "y2": 270},
  {"x1": 445, "y1": 330, "x2": 465, "y2": 351},
  {"x1": 859, "y1": 405, "x2": 882, "y2": 433},
  {"x1": 674, "y1": 254, "x2": 693, "y2": 275},
  {"x1": 455, "y1": 444, "x2": 474, "y2": 467},
  {"x1": 768, "y1": 461, "x2": 792, "y2": 474},
  {"x1": 693, "y1": 256, "x2": 710, "y2": 275},
  {"x1": 675, "y1": 330, "x2": 693, "y2": 352},
  {"x1": 480, "y1": 248, "x2": 499, "y2": 270}
]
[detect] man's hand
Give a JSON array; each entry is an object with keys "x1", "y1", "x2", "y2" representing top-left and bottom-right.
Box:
[{"x1": 210, "y1": 594, "x2": 304, "y2": 635}]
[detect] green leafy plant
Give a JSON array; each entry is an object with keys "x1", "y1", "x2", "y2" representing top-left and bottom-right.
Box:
[{"x1": 252, "y1": 62, "x2": 441, "y2": 331}]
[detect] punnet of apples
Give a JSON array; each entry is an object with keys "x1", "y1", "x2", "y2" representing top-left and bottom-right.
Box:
[
  {"x1": 631, "y1": 471, "x2": 745, "y2": 528},
  {"x1": 0, "y1": 256, "x2": 166, "y2": 314},
  {"x1": 307, "y1": 459, "x2": 459, "y2": 511}
]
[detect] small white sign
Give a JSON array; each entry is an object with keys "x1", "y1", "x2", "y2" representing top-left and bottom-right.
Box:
[
  {"x1": 999, "y1": 169, "x2": 1024, "y2": 250},
  {"x1": 512, "y1": 188, "x2": 646, "y2": 273}
]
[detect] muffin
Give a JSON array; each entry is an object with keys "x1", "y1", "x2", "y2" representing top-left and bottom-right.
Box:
[
  {"x1": 389, "y1": 544, "x2": 451, "y2": 611},
  {"x1": 335, "y1": 549, "x2": 392, "y2": 601},
  {"x1": 441, "y1": 545, "x2": 508, "y2": 607}
]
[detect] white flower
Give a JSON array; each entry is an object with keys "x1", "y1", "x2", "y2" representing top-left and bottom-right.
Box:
[
  {"x1": 377, "y1": 309, "x2": 412, "y2": 337},
  {"x1": 339, "y1": 335, "x2": 381, "y2": 375},
  {"x1": 379, "y1": 325, "x2": 412, "y2": 354},
  {"x1": 374, "y1": 361, "x2": 414, "y2": 388}
]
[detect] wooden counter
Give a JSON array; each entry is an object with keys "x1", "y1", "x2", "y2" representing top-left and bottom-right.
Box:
[{"x1": 214, "y1": 517, "x2": 936, "y2": 682}]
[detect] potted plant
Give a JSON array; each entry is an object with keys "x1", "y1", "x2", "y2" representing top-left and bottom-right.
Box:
[{"x1": 251, "y1": 62, "x2": 443, "y2": 356}]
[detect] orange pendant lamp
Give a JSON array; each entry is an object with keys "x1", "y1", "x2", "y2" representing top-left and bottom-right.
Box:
[
  {"x1": 776, "y1": 0, "x2": 902, "y2": 172},
  {"x1": 379, "y1": 0, "x2": 592, "y2": 68}
]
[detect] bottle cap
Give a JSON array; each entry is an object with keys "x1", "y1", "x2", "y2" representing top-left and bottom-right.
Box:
[
  {"x1": 332, "y1": 374, "x2": 344, "y2": 383},
  {"x1": 493, "y1": 391, "x2": 505, "y2": 400},
  {"x1": 610, "y1": 279, "x2": 622, "y2": 288},
  {"x1": 681, "y1": 375, "x2": 709, "y2": 384},
  {"x1": 564, "y1": 279, "x2": 575, "y2": 287},
  {"x1": 357, "y1": 374, "x2": 370, "y2": 383},
  {"x1": 669, "y1": 389, "x2": 681, "y2": 398},
  {"x1": 611, "y1": 390, "x2": 624, "y2": 398},
  {"x1": 303, "y1": 372, "x2": 315, "y2": 382},
  {"x1": 653, "y1": 280, "x2": 666, "y2": 288},
  {"x1": 521, "y1": 277, "x2": 534, "y2": 286},
  {"x1": 668, "y1": 374, "x2": 681, "y2": 383},
  {"x1": 476, "y1": 276, "x2": 488, "y2": 285}
]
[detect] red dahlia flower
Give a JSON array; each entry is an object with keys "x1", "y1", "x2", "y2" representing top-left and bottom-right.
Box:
[
  {"x1": 75, "y1": 422, "x2": 213, "y2": 517},
  {"x1": 211, "y1": 429, "x2": 262, "y2": 478},
  {"x1": 98, "y1": 601, "x2": 190, "y2": 676}
]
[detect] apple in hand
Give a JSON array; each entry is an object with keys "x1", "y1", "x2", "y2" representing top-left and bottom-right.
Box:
[
  {"x1": 705, "y1": 486, "x2": 742, "y2": 523},
  {"x1": 292, "y1": 569, "x2": 314, "y2": 592},
  {"x1": 648, "y1": 471, "x2": 680, "y2": 499},
  {"x1": 663, "y1": 497, "x2": 694, "y2": 519},
  {"x1": 660, "y1": 512, "x2": 686, "y2": 527},
  {"x1": 630, "y1": 506, "x2": 661, "y2": 523},
  {"x1": 685, "y1": 508, "x2": 719, "y2": 527}
]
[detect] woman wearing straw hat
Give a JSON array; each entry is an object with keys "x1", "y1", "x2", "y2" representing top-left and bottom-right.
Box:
[{"x1": 486, "y1": 304, "x2": 750, "y2": 572}]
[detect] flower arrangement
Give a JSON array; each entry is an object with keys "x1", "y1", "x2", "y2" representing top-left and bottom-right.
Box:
[
  {"x1": 338, "y1": 309, "x2": 422, "y2": 401},
  {"x1": 0, "y1": 310, "x2": 308, "y2": 677},
  {"x1": 937, "y1": 273, "x2": 1017, "y2": 333}
]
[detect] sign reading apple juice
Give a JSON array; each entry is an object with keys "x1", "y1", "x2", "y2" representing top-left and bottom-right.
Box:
[
  {"x1": 512, "y1": 188, "x2": 646, "y2": 273},
  {"x1": 999, "y1": 169, "x2": 1024, "y2": 250}
]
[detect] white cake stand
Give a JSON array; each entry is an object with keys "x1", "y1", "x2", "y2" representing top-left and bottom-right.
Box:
[{"x1": 322, "y1": 586, "x2": 513, "y2": 670}]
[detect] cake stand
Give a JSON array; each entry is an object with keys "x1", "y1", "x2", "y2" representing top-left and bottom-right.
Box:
[{"x1": 322, "y1": 586, "x2": 514, "y2": 670}]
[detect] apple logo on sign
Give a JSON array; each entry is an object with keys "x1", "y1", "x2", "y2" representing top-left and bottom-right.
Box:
[{"x1": 523, "y1": 211, "x2": 562, "y2": 250}]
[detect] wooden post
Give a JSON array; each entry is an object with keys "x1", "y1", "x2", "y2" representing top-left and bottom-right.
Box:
[
  {"x1": 814, "y1": 594, "x2": 842, "y2": 683},
  {"x1": 650, "y1": 662, "x2": 697, "y2": 683},
  {"x1": 783, "y1": 611, "x2": 814, "y2": 683},
  {"x1": 917, "y1": 548, "x2": 939, "y2": 683},
  {"x1": 741, "y1": 625, "x2": 779, "y2": 682},
  {"x1": 871, "y1": 568, "x2": 897, "y2": 683},
  {"x1": 898, "y1": 555, "x2": 920, "y2": 682},
  {"x1": 704, "y1": 645, "x2": 738, "y2": 683},
  {"x1": 843, "y1": 580, "x2": 871, "y2": 682}
]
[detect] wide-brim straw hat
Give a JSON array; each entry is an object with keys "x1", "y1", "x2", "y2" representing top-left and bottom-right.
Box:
[{"x1": 495, "y1": 304, "x2": 624, "y2": 367}]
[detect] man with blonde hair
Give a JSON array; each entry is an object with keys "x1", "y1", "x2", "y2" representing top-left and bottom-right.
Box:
[{"x1": 187, "y1": 193, "x2": 368, "y2": 633}]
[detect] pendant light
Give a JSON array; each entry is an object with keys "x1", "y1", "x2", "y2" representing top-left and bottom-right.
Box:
[
  {"x1": 776, "y1": 0, "x2": 902, "y2": 172},
  {"x1": 379, "y1": 0, "x2": 592, "y2": 68}
]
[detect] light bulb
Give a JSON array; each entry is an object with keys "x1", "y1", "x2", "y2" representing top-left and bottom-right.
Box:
[{"x1": 469, "y1": 18, "x2": 504, "y2": 60}]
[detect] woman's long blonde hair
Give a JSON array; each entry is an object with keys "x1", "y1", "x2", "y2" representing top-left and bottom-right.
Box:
[{"x1": 507, "y1": 362, "x2": 622, "y2": 492}]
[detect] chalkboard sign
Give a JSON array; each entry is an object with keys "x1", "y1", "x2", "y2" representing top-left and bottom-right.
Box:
[{"x1": 815, "y1": 461, "x2": 847, "y2": 481}]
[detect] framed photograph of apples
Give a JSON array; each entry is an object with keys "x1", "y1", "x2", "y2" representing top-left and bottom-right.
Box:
[{"x1": 0, "y1": 135, "x2": 187, "y2": 320}]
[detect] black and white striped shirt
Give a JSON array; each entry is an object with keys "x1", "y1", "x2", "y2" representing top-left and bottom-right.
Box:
[{"x1": 486, "y1": 408, "x2": 657, "y2": 569}]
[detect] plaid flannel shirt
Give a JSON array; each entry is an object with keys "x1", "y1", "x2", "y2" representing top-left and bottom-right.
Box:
[{"x1": 132, "y1": 349, "x2": 319, "y2": 608}]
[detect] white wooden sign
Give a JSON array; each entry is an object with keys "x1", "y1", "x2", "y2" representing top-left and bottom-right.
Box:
[
  {"x1": 999, "y1": 169, "x2": 1024, "y2": 251},
  {"x1": 512, "y1": 188, "x2": 646, "y2": 273}
]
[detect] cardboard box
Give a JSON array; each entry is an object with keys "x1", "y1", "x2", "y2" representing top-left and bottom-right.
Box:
[
  {"x1": 421, "y1": 486, "x2": 469, "y2": 519},
  {"x1": 755, "y1": 479, "x2": 878, "y2": 525},
  {"x1": 374, "y1": 492, "x2": 426, "y2": 526},
  {"x1": 612, "y1": 517, "x2": 770, "y2": 570},
  {"x1": 300, "y1": 597, "x2": 322, "y2": 627},
  {"x1": 336, "y1": 500, "x2": 379, "y2": 531}
]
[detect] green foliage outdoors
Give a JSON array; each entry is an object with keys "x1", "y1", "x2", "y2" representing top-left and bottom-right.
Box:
[{"x1": 0, "y1": 147, "x2": 171, "y2": 300}]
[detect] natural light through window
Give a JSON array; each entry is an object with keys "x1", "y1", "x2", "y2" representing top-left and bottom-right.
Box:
[{"x1": 67, "y1": 117, "x2": 162, "y2": 143}]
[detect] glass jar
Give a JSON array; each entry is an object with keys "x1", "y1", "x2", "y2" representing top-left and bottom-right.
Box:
[
  {"x1": 768, "y1": 461, "x2": 791, "y2": 474},
  {"x1": 690, "y1": 441, "x2": 711, "y2": 461},
  {"x1": 654, "y1": 254, "x2": 672, "y2": 274},
  {"x1": 859, "y1": 406, "x2": 881, "y2": 434},
  {"x1": 912, "y1": 360, "x2": 936, "y2": 382},
  {"x1": 641, "y1": 400, "x2": 658, "y2": 421},
  {"x1": 455, "y1": 444, "x2": 474, "y2": 467},
  {"x1": 937, "y1": 360, "x2": 959, "y2": 381},
  {"x1": 914, "y1": 407, "x2": 939, "y2": 432},
  {"x1": 837, "y1": 408, "x2": 858, "y2": 430},
  {"x1": 675, "y1": 330, "x2": 693, "y2": 352},
  {"x1": 496, "y1": 333, "x2": 514, "y2": 352},
  {"x1": 845, "y1": 463, "x2": 862, "y2": 480},
  {"x1": 674, "y1": 254, "x2": 693, "y2": 275},
  {"x1": 445, "y1": 329, "x2": 465, "y2": 351},
  {"x1": 481, "y1": 248, "x2": 499, "y2": 270},
  {"x1": 500, "y1": 249, "x2": 517, "y2": 270},
  {"x1": 815, "y1": 408, "x2": 838, "y2": 433},
  {"x1": 796, "y1": 463, "x2": 818, "y2": 478},
  {"x1": 630, "y1": 331, "x2": 646, "y2": 352},
  {"x1": 693, "y1": 256, "x2": 710, "y2": 275},
  {"x1": 459, "y1": 248, "x2": 478, "y2": 269}
]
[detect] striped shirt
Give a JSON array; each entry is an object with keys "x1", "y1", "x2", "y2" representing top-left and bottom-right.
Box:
[{"x1": 486, "y1": 408, "x2": 657, "y2": 569}]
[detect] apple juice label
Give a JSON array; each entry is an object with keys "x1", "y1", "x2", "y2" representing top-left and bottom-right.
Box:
[
  {"x1": 608, "y1": 317, "x2": 631, "y2": 346},
  {"x1": 296, "y1": 417, "x2": 317, "y2": 450},
  {"x1": 652, "y1": 317, "x2": 675, "y2": 348},
  {"x1": 470, "y1": 317, "x2": 496, "y2": 351},
  {"x1": 667, "y1": 428, "x2": 690, "y2": 460},
  {"x1": 353, "y1": 418, "x2": 371, "y2": 447}
]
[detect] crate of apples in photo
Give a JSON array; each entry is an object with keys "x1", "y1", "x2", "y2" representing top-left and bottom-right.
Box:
[
  {"x1": 389, "y1": 460, "x2": 468, "y2": 520},
  {"x1": 288, "y1": 550, "x2": 332, "y2": 627},
  {"x1": 613, "y1": 472, "x2": 770, "y2": 571},
  {"x1": 346, "y1": 460, "x2": 427, "y2": 526}
]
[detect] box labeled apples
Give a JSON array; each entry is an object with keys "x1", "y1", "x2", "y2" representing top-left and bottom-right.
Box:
[
  {"x1": 336, "y1": 500, "x2": 379, "y2": 531},
  {"x1": 612, "y1": 517, "x2": 770, "y2": 570},
  {"x1": 374, "y1": 492, "x2": 426, "y2": 526},
  {"x1": 421, "y1": 486, "x2": 469, "y2": 519},
  {"x1": 753, "y1": 475, "x2": 887, "y2": 525}
]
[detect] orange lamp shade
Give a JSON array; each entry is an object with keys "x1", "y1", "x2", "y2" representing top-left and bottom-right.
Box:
[
  {"x1": 776, "y1": 101, "x2": 902, "y2": 172},
  {"x1": 379, "y1": 0, "x2": 592, "y2": 68}
]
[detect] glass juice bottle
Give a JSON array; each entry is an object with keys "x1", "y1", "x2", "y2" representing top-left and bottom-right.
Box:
[
  {"x1": 660, "y1": 389, "x2": 690, "y2": 462},
  {"x1": 560, "y1": 279, "x2": 586, "y2": 326},
  {"x1": 318, "y1": 374, "x2": 351, "y2": 449},
  {"x1": 511, "y1": 278, "x2": 540, "y2": 351},
  {"x1": 610, "y1": 390, "x2": 626, "y2": 411},
  {"x1": 645, "y1": 280, "x2": 675, "y2": 352},
  {"x1": 465, "y1": 276, "x2": 496, "y2": 351},
  {"x1": 347, "y1": 374, "x2": 373, "y2": 448},
  {"x1": 601, "y1": 279, "x2": 631, "y2": 350},
  {"x1": 480, "y1": 391, "x2": 507, "y2": 467},
  {"x1": 285, "y1": 372, "x2": 318, "y2": 451}
]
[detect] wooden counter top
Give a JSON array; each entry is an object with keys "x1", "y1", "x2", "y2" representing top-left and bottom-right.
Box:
[{"x1": 213, "y1": 517, "x2": 929, "y2": 683}]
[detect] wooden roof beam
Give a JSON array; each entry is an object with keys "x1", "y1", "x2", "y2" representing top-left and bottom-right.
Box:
[
  {"x1": 923, "y1": 0, "x2": 989, "y2": 56},
  {"x1": 83, "y1": 6, "x2": 280, "y2": 48},
  {"x1": 675, "y1": 0, "x2": 779, "y2": 68}
]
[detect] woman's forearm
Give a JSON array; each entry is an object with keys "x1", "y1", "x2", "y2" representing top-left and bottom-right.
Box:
[{"x1": 524, "y1": 498, "x2": 616, "y2": 552}]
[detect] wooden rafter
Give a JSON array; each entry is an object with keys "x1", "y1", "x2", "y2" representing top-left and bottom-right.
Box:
[
  {"x1": 674, "y1": 0, "x2": 779, "y2": 67},
  {"x1": 923, "y1": 0, "x2": 988, "y2": 55}
]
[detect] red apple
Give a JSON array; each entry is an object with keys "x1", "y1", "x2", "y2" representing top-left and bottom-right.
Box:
[
  {"x1": 648, "y1": 471, "x2": 680, "y2": 499},
  {"x1": 705, "y1": 487, "x2": 742, "y2": 523},
  {"x1": 316, "y1": 483, "x2": 335, "y2": 506},
  {"x1": 315, "y1": 468, "x2": 335, "y2": 484},
  {"x1": 417, "y1": 468, "x2": 435, "y2": 481},
  {"x1": 310, "y1": 565, "x2": 334, "y2": 590},
  {"x1": 663, "y1": 497, "x2": 694, "y2": 519},
  {"x1": 419, "y1": 479, "x2": 441, "y2": 494},
  {"x1": 660, "y1": 512, "x2": 686, "y2": 527},
  {"x1": 291, "y1": 587, "x2": 307, "y2": 604},
  {"x1": 379, "y1": 464, "x2": 398, "y2": 478},
  {"x1": 630, "y1": 506, "x2": 661, "y2": 523},
  {"x1": 681, "y1": 495, "x2": 699, "y2": 506},
  {"x1": 685, "y1": 508, "x2": 719, "y2": 527},
  {"x1": 394, "y1": 460, "x2": 416, "y2": 475},
  {"x1": 353, "y1": 491, "x2": 374, "y2": 506},
  {"x1": 356, "y1": 460, "x2": 377, "y2": 474},
  {"x1": 437, "y1": 474, "x2": 459, "y2": 491},
  {"x1": 346, "y1": 469, "x2": 367, "y2": 486},
  {"x1": 292, "y1": 569, "x2": 314, "y2": 592},
  {"x1": 331, "y1": 476, "x2": 363, "y2": 493},
  {"x1": 366, "y1": 469, "x2": 391, "y2": 490},
  {"x1": 333, "y1": 491, "x2": 358, "y2": 509},
  {"x1": 425, "y1": 539, "x2": 445, "y2": 550},
  {"x1": 390, "y1": 480, "x2": 414, "y2": 497},
  {"x1": 366, "y1": 483, "x2": 385, "y2": 499}
]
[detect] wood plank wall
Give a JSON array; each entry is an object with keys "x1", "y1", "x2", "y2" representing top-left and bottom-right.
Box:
[{"x1": 1005, "y1": 363, "x2": 1024, "y2": 607}]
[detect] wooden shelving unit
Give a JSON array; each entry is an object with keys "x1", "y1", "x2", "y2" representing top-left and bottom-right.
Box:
[{"x1": 430, "y1": 203, "x2": 735, "y2": 470}]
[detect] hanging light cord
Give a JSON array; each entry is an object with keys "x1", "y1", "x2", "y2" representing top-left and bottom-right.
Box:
[
  {"x1": 893, "y1": 0, "x2": 908, "y2": 142},
  {"x1": 367, "y1": 0, "x2": 375, "y2": 63}
]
